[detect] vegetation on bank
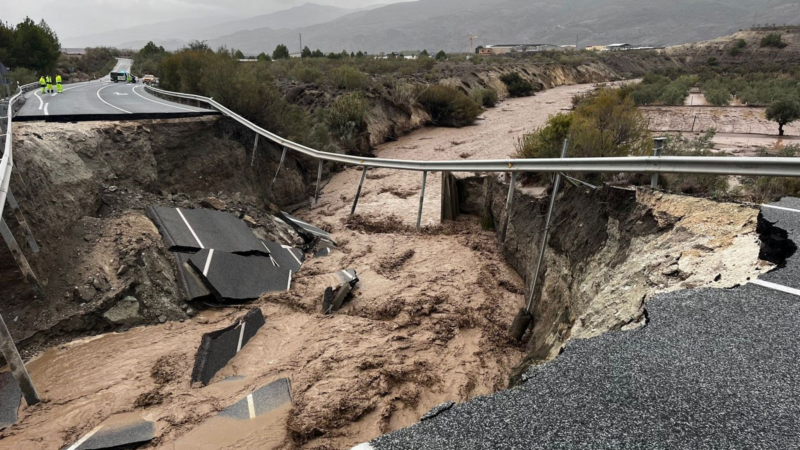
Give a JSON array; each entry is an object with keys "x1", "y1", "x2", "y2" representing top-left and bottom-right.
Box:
[{"x1": 0, "y1": 18, "x2": 60, "y2": 82}]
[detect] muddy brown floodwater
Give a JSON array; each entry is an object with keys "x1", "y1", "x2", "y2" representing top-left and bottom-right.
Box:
[{"x1": 1, "y1": 82, "x2": 612, "y2": 450}]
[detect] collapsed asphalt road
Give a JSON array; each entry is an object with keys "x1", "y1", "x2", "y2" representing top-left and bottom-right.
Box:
[{"x1": 359, "y1": 200, "x2": 800, "y2": 449}]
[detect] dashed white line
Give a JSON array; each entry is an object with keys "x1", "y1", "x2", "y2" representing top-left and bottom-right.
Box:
[
  {"x1": 96, "y1": 84, "x2": 132, "y2": 114},
  {"x1": 763, "y1": 204, "x2": 800, "y2": 214},
  {"x1": 202, "y1": 248, "x2": 215, "y2": 276},
  {"x1": 66, "y1": 425, "x2": 104, "y2": 450},
  {"x1": 246, "y1": 394, "x2": 256, "y2": 419},
  {"x1": 751, "y1": 279, "x2": 800, "y2": 297},
  {"x1": 132, "y1": 85, "x2": 198, "y2": 112},
  {"x1": 176, "y1": 208, "x2": 204, "y2": 249}
]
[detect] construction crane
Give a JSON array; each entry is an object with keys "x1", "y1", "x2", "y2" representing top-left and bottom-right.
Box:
[{"x1": 469, "y1": 35, "x2": 479, "y2": 54}]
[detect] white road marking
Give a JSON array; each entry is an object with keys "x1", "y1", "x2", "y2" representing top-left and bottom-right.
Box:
[
  {"x1": 96, "y1": 84, "x2": 132, "y2": 114},
  {"x1": 132, "y1": 85, "x2": 197, "y2": 112},
  {"x1": 50, "y1": 92, "x2": 58, "y2": 97},
  {"x1": 34, "y1": 90, "x2": 43, "y2": 110},
  {"x1": 236, "y1": 322, "x2": 246, "y2": 352},
  {"x1": 751, "y1": 279, "x2": 800, "y2": 297},
  {"x1": 202, "y1": 248, "x2": 214, "y2": 276},
  {"x1": 763, "y1": 204, "x2": 800, "y2": 214},
  {"x1": 351, "y1": 444, "x2": 376, "y2": 450},
  {"x1": 286, "y1": 271, "x2": 292, "y2": 291},
  {"x1": 246, "y1": 394, "x2": 256, "y2": 419},
  {"x1": 44, "y1": 103, "x2": 49, "y2": 116},
  {"x1": 66, "y1": 425, "x2": 104, "y2": 450},
  {"x1": 281, "y1": 245, "x2": 303, "y2": 266},
  {"x1": 341, "y1": 270, "x2": 354, "y2": 281},
  {"x1": 175, "y1": 208, "x2": 204, "y2": 249}
]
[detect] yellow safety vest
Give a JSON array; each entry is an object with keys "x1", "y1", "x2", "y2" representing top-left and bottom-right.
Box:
[
  {"x1": 56, "y1": 76, "x2": 62, "y2": 84},
  {"x1": 39, "y1": 77, "x2": 45, "y2": 86}
]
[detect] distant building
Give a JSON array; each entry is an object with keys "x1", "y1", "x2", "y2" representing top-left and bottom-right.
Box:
[
  {"x1": 478, "y1": 44, "x2": 565, "y2": 55},
  {"x1": 606, "y1": 43, "x2": 632, "y2": 51},
  {"x1": 586, "y1": 45, "x2": 607, "y2": 52}
]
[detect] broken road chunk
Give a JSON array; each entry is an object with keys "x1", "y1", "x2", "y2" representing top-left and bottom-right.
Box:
[
  {"x1": 261, "y1": 240, "x2": 304, "y2": 273},
  {"x1": 64, "y1": 412, "x2": 155, "y2": 450},
  {"x1": 147, "y1": 206, "x2": 267, "y2": 255},
  {"x1": 278, "y1": 211, "x2": 336, "y2": 245},
  {"x1": 322, "y1": 269, "x2": 359, "y2": 314},
  {"x1": 191, "y1": 308, "x2": 265, "y2": 385},
  {"x1": 218, "y1": 378, "x2": 292, "y2": 420},
  {"x1": 188, "y1": 249, "x2": 292, "y2": 302}
]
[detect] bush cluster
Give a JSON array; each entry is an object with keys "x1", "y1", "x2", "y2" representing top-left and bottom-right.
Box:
[
  {"x1": 470, "y1": 88, "x2": 498, "y2": 108},
  {"x1": 326, "y1": 94, "x2": 370, "y2": 150},
  {"x1": 0, "y1": 19, "x2": 60, "y2": 74},
  {"x1": 500, "y1": 72, "x2": 534, "y2": 97},
  {"x1": 628, "y1": 74, "x2": 694, "y2": 106},
  {"x1": 418, "y1": 85, "x2": 481, "y2": 127},
  {"x1": 761, "y1": 33, "x2": 788, "y2": 49}
]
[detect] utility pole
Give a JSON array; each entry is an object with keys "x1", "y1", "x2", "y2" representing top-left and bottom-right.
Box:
[
  {"x1": 753, "y1": 11, "x2": 758, "y2": 28},
  {"x1": 576, "y1": 34, "x2": 579, "y2": 50}
]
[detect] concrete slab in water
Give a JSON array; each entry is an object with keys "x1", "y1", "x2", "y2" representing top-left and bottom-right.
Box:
[
  {"x1": 191, "y1": 308, "x2": 265, "y2": 385},
  {"x1": 66, "y1": 412, "x2": 155, "y2": 450}
]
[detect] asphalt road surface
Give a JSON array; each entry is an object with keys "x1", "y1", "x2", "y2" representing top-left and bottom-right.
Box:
[
  {"x1": 359, "y1": 199, "x2": 800, "y2": 450},
  {"x1": 16, "y1": 58, "x2": 216, "y2": 121}
]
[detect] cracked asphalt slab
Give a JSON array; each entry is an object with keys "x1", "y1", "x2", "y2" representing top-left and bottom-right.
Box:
[{"x1": 368, "y1": 201, "x2": 800, "y2": 450}]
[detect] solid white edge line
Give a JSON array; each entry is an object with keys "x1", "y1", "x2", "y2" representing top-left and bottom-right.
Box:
[
  {"x1": 43, "y1": 103, "x2": 49, "y2": 116},
  {"x1": 132, "y1": 85, "x2": 198, "y2": 112},
  {"x1": 282, "y1": 245, "x2": 303, "y2": 266},
  {"x1": 751, "y1": 279, "x2": 800, "y2": 297},
  {"x1": 247, "y1": 393, "x2": 256, "y2": 419},
  {"x1": 236, "y1": 321, "x2": 246, "y2": 352},
  {"x1": 341, "y1": 270, "x2": 354, "y2": 281},
  {"x1": 34, "y1": 90, "x2": 44, "y2": 110},
  {"x1": 286, "y1": 271, "x2": 292, "y2": 291},
  {"x1": 202, "y1": 248, "x2": 214, "y2": 276},
  {"x1": 96, "y1": 84, "x2": 132, "y2": 114},
  {"x1": 763, "y1": 204, "x2": 800, "y2": 214},
  {"x1": 66, "y1": 425, "x2": 104, "y2": 450},
  {"x1": 175, "y1": 208, "x2": 204, "y2": 249}
]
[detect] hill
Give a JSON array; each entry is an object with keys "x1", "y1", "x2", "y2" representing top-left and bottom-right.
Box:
[{"x1": 206, "y1": 0, "x2": 800, "y2": 55}]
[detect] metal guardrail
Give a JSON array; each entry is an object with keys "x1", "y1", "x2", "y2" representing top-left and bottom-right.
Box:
[
  {"x1": 144, "y1": 85, "x2": 800, "y2": 178},
  {"x1": 1, "y1": 82, "x2": 37, "y2": 218}
]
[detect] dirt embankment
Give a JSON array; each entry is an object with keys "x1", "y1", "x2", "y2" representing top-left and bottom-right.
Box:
[
  {"x1": 2, "y1": 116, "x2": 317, "y2": 347},
  {"x1": 666, "y1": 27, "x2": 800, "y2": 67},
  {"x1": 468, "y1": 179, "x2": 770, "y2": 382}
]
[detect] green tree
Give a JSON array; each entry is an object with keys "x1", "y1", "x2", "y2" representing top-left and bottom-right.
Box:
[
  {"x1": 312, "y1": 49, "x2": 324, "y2": 58},
  {"x1": 766, "y1": 100, "x2": 800, "y2": 136},
  {"x1": 185, "y1": 40, "x2": 210, "y2": 52},
  {"x1": 272, "y1": 44, "x2": 290, "y2": 60},
  {"x1": 234, "y1": 49, "x2": 245, "y2": 59},
  {"x1": 10, "y1": 18, "x2": 61, "y2": 73},
  {"x1": 139, "y1": 41, "x2": 166, "y2": 58},
  {"x1": 301, "y1": 46, "x2": 312, "y2": 58},
  {"x1": 435, "y1": 50, "x2": 447, "y2": 61},
  {"x1": 761, "y1": 33, "x2": 788, "y2": 49},
  {"x1": 419, "y1": 49, "x2": 429, "y2": 58},
  {"x1": 257, "y1": 52, "x2": 271, "y2": 62},
  {"x1": 356, "y1": 51, "x2": 365, "y2": 58}
]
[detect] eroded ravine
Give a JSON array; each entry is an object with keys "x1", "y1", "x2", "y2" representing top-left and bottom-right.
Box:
[{"x1": 0, "y1": 82, "x2": 769, "y2": 450}]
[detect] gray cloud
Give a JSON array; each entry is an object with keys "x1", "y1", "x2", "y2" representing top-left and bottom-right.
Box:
[{"x1": 5, "y1": 0, "x2": 391, "y2": 40}]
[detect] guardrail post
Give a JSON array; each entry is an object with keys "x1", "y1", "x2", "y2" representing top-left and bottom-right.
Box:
[
  {"x1": 314, "y1": 160, "x2": 323, "y2": 204},
  {"x1": 6, "y1": 190, "x2": 39, "y2": 253},
  {"x1": 250, "y1": 135, "x2": 259, "y2": 167},
  {"x1": 350, "y1": 168, "x2": 368, "y2": 216},
  {"x1": 0, "y1": 313, "x2": 40, "y2": 406},
  {"x1": 511, "y1": 139, "x2": 568, "y2": 341},
  {"x1": 651, "y1": 137, "x2": 666, "y2": 189},
  {"x1": 416, "y1": 171, "x2": 428, "y2": 229},
  {"x1": 500, "y1": 172, "x2": 517, "y2": 243},
  {"x1": 0, "y1": 219, "x2": 43, "y2": 297},
  {"x1": 272, "y1": 146, "x2": 287, "y2": 185}
]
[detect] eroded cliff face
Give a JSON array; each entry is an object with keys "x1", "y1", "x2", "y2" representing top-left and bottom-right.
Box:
[
  {"x1": 466, "y1": 179, "x2": 769, "y2": 383},
  {"x1": 1, "y1": 117, "x2": 314, "y2": 346}
]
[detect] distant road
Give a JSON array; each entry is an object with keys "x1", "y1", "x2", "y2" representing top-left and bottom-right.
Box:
[{"x1": 16, "y1": 58, "x2": 217, "y2": 122}]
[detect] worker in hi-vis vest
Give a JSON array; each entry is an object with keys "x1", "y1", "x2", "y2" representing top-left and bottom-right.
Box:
[
  {"x1": 45, "y1": 76, "x2": 52, "y2": 94},
  {"x1": 56, "y1": 74, "x2": 62, "y2": 93},
  {"x1": 39, "y1": 76, "x2": 46, "y2": 93}
]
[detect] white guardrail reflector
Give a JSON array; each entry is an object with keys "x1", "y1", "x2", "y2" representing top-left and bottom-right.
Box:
[{"x1": 143, "y1": 85, "x2": 800, "y2": 178}]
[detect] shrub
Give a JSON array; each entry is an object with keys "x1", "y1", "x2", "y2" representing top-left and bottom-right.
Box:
[
  {"x1": 470, "y1": 88, "x2": 498, "y2": 108},
  {"x1": 568, "y1": 89, "x2": 651, "y2": 158},
  {"x1": 435, "y1": 50, "x2": 447, "y2": 61},
  {"x1": 10, "y1": 68, "x2": 37, "y2": 87},
  {"x1": 326, "y1": 93, "x2": 370, "y2": 143},
  {"x1": 329, "y1": 65, "x2": 369, "y2": 90},
  {"x1": 272, "y1": 44, "x2": 290, "y2": 60},
  {"x1": 761, "y1": 33, "x2": 788, "y2": 49},
  {"x1": 500, "y1": 72, "x2": 534, "y2": 97},
  {"x1": 515, "y1": 113, "x2": 572, "y2": 159},
  {"x1": 290, "y1": 65, "x2": 323, "y2": 84},
  {"x1": 418, "y1": 85, "x2": 481, "y2": 127},
  {"x1": 728, "y1": 38, "x2": 747, "y2": 56}
]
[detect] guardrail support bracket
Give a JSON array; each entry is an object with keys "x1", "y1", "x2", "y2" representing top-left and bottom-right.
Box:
[
  {"x1": 417, "y1": 171, "x2": 428, "y2": 229},
  {"x1": 351, "y1": 168, "x2": 368, "y2": 216},
  {"x1": 314, "y1": 160, "x2": 323, "y2": 204},
  {"x1": 500, "y1": 172, "x2": 517, "y2": 243}
]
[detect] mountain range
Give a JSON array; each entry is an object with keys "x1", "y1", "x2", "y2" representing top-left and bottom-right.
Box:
[{"x1": 65, "y1": 0, "x2": 800, "y2": 54}]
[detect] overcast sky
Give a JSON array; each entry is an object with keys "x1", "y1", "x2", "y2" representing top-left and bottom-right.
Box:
[{"x1": 5, "y1": 0, "x2": 395, "y2": 39}]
